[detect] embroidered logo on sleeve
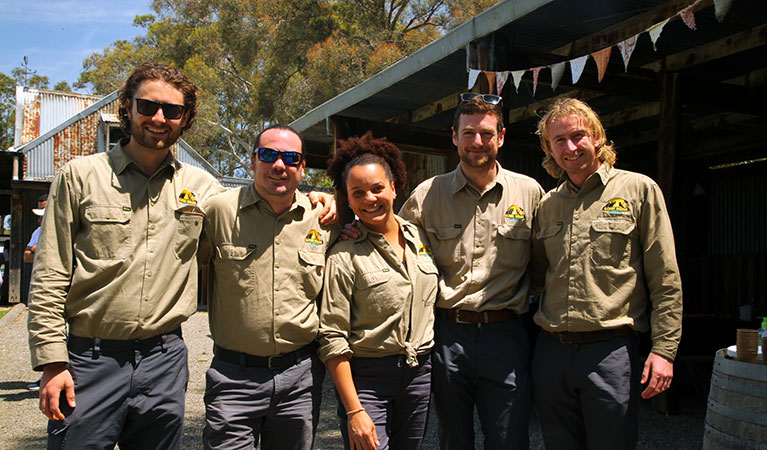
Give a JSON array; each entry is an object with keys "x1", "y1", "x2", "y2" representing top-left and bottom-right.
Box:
[
  {"x1": 504, "y1": 205, "x2": 526, "y2": 221},
  {"x1": 603, "y1": 198, "x2": 630, "y2": 213},
  {"x1": 178, "y1": 189, "x2": 197, "y2": 205},
  {"x1": 305, "y1": 229, "x2": 323, "y2": 246},
  {"x1": 418, "y1": 244, "x2": 433, "y2": 257}
]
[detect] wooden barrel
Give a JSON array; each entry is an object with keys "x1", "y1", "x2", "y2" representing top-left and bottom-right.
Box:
[{"x1": 703, "y1": 349, "x2": 767, "y2": 449}]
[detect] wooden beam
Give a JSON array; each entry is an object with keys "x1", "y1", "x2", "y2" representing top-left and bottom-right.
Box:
[
  {"x1": 642, "y1": 23, "x2": 767, "y2": 72},
  {"x1": 600, "y1": 102, "x2": 660, "y2": 128},
  {"x1": 506, "y1": 90, "x2": 601, "y2": 124},
  {"x1": 551, "y1": 0, "x2": 712, "y2": 57},
  {"x1": 386, "y1": 91, "x2": 461, "y2": 125},
  {"x1": 657, "y1": 72, "x2": 682, "y2": 207}
]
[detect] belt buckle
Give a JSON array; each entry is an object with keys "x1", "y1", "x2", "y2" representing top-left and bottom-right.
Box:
[{"x1": 454, "y1": 310, "x2": 472, "y2": 325}]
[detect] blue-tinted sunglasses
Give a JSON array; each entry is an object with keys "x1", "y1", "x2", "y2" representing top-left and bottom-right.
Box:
[
  {"x1": 255, "y1": 147, "x2": 303, "y2": 166},
  {"x1": 459, "y1": 93, "x2": 503, "y2": 107}
]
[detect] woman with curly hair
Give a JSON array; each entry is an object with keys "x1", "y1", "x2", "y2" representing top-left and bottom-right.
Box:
[{"x1": 319, "y1": 132, "x2": 438, "y2": 450}]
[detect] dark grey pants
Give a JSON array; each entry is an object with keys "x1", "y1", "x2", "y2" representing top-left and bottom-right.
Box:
[
  {"x1": 203, "y1": 354, "x2": 325, "y2": 450},
  {"x1": 47, "y1": 330, "x2": 188, "y2": 450},
  {"x1": 337, "y1": 354, "x2": 432, "y2": 450},
  {"x1": 432, "y1": 316, "x2": 532, "y2": 450},
  {"x1": 532, "y1": 332, "x2": 641, "y2": 450}
]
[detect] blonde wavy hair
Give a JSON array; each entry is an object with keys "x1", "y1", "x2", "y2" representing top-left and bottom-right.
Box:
[{"x1": 535, "y1": 98, "x2": 616, "y2": 178}]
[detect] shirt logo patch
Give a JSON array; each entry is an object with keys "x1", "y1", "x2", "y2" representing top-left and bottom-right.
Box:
[
  {"x1": 504, "y1": 205, "x2": 526, "y2": 221},
  {"x1": 603, "y1": 198, "x2": 630, "y2": 214},
  {"x1": 178, "y1": 189, "x2": 197, "y2": 205},
  {"x1": 248, "y1": 244, "x2": 257, "y2": 249},
  {"x1": 305, "y1": 229, "x2": 323, "y2": 246},
  {"x1": 122, "y1": 206, "x2": 131, "y2": 212},
  {"x1": 382, "y1": 268, "x2": 390, "y2": 272},
  {"x1": 418, "y1": 244, "x2": 433, "y2": 257}
]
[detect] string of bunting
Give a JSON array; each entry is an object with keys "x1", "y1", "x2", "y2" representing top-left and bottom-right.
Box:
[{"x1": 468, "y1": 0, "x2": 735, "y2": 95}]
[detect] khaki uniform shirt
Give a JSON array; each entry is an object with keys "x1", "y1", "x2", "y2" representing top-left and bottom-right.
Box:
[
  {"x1": 532, "y1": 164, "x2": 683, "y2": 360},
  {"x1": 28, "y1": 142, "x2": 224, "y2": 370},
  {"x1": 399, "y1": 163, "x2": 544, "y2": 313},
  {"x1": 318, "y1": 217, "x2": 438, "y2": 367},
  {"x1": 201, "y1": 184, "x2": 338, "y2": 357}
]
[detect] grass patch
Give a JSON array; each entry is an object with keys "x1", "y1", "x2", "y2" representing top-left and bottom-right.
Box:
[{"x1": 0, "y1": 308, "x2": 9, "y2": 320}]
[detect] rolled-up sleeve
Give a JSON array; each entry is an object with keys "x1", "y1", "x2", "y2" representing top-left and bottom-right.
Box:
[
  {"x1": 27, "y1": 168, "x2": 79, "y2": 370},
  {"x1": 318, "y1": 251, "x2": 354, "y2": 363}
]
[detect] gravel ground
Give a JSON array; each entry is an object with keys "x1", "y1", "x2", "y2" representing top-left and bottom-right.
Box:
[{"x1": 0, "y1": 305, "x2": 706, "y2": 449}]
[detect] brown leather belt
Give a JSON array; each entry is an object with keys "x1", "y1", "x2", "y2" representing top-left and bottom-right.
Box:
[
  {"x1": 546, "y1": 326, "x2": 636, "y2": 344},
  {"x1": 436, "y1": 307, "x2": 518, "y2": 324},
  {"x1": 214, "y1": 343, "x2": 315, "y2": 370}
]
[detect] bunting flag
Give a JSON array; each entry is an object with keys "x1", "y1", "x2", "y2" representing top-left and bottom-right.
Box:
[
  {"x1": 483, "y1": 71, "x2": 496, "y2": 93},
  {"x1": 648, "y1": 18, "x2": 670, "y2": 51},
  {"x1": 531, "y1": 66, "x2": 544, "y2": 96},
  {"x1": 496, "y1": 71, "x2": 510, "y2": 95},
  {"x1": 550, "y1": 62, "x2": 566, "y2": 91},
  {"x1": 617, "y1": 35, "x2": 639, "y2": 72},
  {"x1": 511, "y1": 70, "x2": 526, "y2": 92},
  {"x1": 467, "y1": 69, "x2": 481, "y2": 90},
  {"x1": 570, "y1": 55, "x2": 588, "y2": 84},
  {"x1": 679, "y1": 0, "x2": 703, "y2": 30},
  {"x1": 591, "y1": 47, "x2": 612, "y2": 83},
  {"x1": 714, "y1": 0, "x2": 734, "y2": 22}
]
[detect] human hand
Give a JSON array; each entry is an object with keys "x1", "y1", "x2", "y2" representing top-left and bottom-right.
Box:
[
  {"x1": 39, "y1": 363, "x2": 75, "y2": 420},
  {"x1": 308, "y1": 191, "x2": 338, "y2": 225},
  {"x1": 340, "y1": 220, "x2": 361, "y2": 241},
  {"x1": 641, "y1": 352, "x2": 674, "y2": 399},
  {"x1": 348, "y1": 410, "x2": 379, "y2": 450}
]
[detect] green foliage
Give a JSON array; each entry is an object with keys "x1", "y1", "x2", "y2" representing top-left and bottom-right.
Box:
[
  {"x1": 0, "y1": 72, "x2": 15, "y2": 150},
  {"x1": 73, "y1": 0, "x2": 500, "y2": 176}
]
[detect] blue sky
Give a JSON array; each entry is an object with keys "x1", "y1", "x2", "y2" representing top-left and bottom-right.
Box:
[{"x1": 0, "y1": 0, "x2": 154, "y2": 93}]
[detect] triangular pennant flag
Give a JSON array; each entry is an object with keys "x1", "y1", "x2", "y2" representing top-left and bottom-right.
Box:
[
  {"x1": 617, "y1": 35, "x2": 639, "y2": 72},
  {"x1": 591, "y1": 47, "x2": 612, "y2": 83},
  {"x1": 549, "y1": 62, "x2": 566, "y2": 91},
  {"x1": 531, "y1": 66, "x2": 544, "y2": 96},
  {"x1": 714, "y1": 0, "x2": 734, "y2": 22},
  {"x1": 496, "y1": 71, "x2": 509, "y2": 95},
  {"x1": 647, "y1": 18, "x2": 670, "y2": 51},
  {"x1": 483, "y1": 71, "x2": 496, "y2": 93},
  {"x1": 511, "y1": 70, "x2": 526, "y2": 92},
  {"x1": 679, "y1": 0, "x2": 703, "y2": 31},
  {"x1": 570, "y1": 55, "x2": 588, "y2": 84},
  {"x1": 467, "y1": 69, "x2": 481, "y2": 90}
]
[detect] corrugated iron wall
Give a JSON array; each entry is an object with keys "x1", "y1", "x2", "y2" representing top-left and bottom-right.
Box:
[
  {"x1": 708, "y1": 170, "x2": 767, "y2": 255},
  {"x1": 19, "y1": 88, "x2": 102, "y2": 146}
]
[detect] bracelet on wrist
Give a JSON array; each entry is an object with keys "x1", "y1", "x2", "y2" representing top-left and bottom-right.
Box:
[{"x1": 346, "y1": 407, "x2": 365, "y2": 416}]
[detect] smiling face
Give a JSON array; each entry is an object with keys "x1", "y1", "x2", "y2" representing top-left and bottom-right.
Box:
[
  {"x1": 547, "y1": 115, "x2": 602, "y2": 187},
  {"x1": 346, "y1": 163, "x2": 397, "y2": 234},
  {"x1": 126, "y1": 79, "x2": 188, "y2": 151},
  {"x1": 452, "y1": 112, "x2": 505, "y2": 171},
  {"x1": 251, "y1": 128, "x2": 305, "y2": 203}
]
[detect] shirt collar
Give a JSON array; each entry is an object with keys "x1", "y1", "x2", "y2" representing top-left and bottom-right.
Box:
[
  {"x1": 451, "y1": 161, "x2": 504, "y2": 194},
  {"x1": 354, "y1": 215, "x2": 418, "y2": 246},
  {"x1": 560, "y1": 163, "x2": 612, "y2": 194},
  {"x1": 108, "y1": 140, "x2": 180, "y2": 175},
  {"x1": 240, "y1": 183, "x2": 307, "y2": 215}
]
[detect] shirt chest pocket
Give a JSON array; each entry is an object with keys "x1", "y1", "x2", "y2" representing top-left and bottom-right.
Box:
[
  {"x1": 416, "y1": 261, "x2": 439, "y2": 305},
  {"x1": 590, "y1": 218, "x2": 636, "y2": 268},
  {"x1": 174, "y1": 207, "x2": 204, "y2": 262},
  {"x1": 298, "y1": 249, "x2": 326, "y2": 301},
  {"x1": 83, "y1": 205, "x2": 132, "y2": 260},
  {"x1": 355, "y1": 270, "x2": 400, "y2": 316},
  {"x1": 496, "y1": 222, "x2": 532, "y2": 269},
  {"x1": 217, "y1": 244, "x2": 258, "y2": 296},
  {"x1": 427, "y1": 226, "x2": 462, "y2": 267}
]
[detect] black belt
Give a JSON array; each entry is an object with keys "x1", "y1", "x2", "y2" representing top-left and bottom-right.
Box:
[
  {"x1": 68, "y1": 328, "x2": 182, "y2": 358},
  {"x1": 214, "y1": 344, "x2": 315, "y2": 370},
  {"x1": 546, "y1": 326, "x2": 636, "y2": 344},
  {"x1": 436, "y1": 307, "x2": 518, "y2": 324}
]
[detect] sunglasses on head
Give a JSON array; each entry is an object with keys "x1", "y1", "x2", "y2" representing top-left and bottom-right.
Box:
[
  {"x1": 134, "y1": 98, "x2": 186, "y2": 120},
  {"x1": 255, "y1": 147, "x2": 304, "y2": 166},
  {"x1": 459, "y1": 93, "x2": 503, "y2": 106}
]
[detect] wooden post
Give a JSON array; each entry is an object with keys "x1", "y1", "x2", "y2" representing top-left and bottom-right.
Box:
[
  {"x1": 8, "y1": 193, "x2": 23, "y2": 303},
  {"x1": 657, "y1": 72, "x2": 681, "y2": 212}
]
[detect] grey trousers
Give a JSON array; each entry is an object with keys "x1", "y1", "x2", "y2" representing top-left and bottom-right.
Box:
[
  {"x1": 47, "y1": 330, "x2": 188, "y2": 450},
  {"x1": 337, "y1": 354, "x2": 432, "y2": 450},
  {"x1": 532, "y1": 332, "x2": 641, "y2": 450},
  {"x1": 432, "y1": 316, "x2": 532, "y2": 450},
  {"x1": 203, "y1": 354, "x2": 325, "y2": 450}
]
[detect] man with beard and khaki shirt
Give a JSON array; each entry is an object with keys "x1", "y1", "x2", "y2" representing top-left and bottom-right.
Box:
[
  {"x1": 398, "y1": 94, "x2": 544, "y2": 450},
  {"x1": 531, "y1": 98, "x2": 682, "y2": 450},
  {"x1": 27, "y1": 63, "x2": 225, "y2": 449},
  {"x1": 200, "y1": 124, "x2": 339, "y2": 450}
]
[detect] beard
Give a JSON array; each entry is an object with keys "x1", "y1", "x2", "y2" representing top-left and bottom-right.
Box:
[{"x1": 460, "y1": 150, "x2": 496, "y2": 170}]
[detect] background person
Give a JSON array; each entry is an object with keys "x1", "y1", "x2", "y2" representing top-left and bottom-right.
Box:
[
  {"x1": 321, "y1": 133, "x2": 438, "y2": 450},
  {"x1": 531, "y1": 97, "x2": 683, "y2": 450}
]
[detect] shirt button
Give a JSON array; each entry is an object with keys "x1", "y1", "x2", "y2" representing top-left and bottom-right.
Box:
[
  {"x1": 144, "y1": 296, "x2": 149, "y2": 302},
  {"x1": 150, "y1": 224, "x2": 156, "y2": 230},
  {"x1": 147, "y1": 271, "x2": 152, "y2": 277}
]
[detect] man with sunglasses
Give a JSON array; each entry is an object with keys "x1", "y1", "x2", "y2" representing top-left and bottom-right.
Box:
[
  {"x1": 398, "y1": 94, "x2": 545, "y2": 449},
  {"x1": 199, "y1": 124, "x2": 339, "y2": 450},
  {"x1": 26, "y1": 63, "x2": 226, "y2": 449}
]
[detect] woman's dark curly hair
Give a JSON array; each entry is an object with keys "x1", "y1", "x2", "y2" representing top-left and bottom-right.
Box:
[
  {"x1": 326, "y1": 132, "x2": 408, "y2": 224},
  {"x1": 118, "y1": 63, "x2": 198, "y2": 137}
]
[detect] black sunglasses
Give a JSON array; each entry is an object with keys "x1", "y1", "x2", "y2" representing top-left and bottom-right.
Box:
[
  {"x1": 459, "y1": 93, "x2": 503, "y2": 106},
  {"x1": 134, "y1": 98, "x2": 186, "y2": 120},
  {"x1": 255, "y1": 147, "x2": 303, "y2": 166}
]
